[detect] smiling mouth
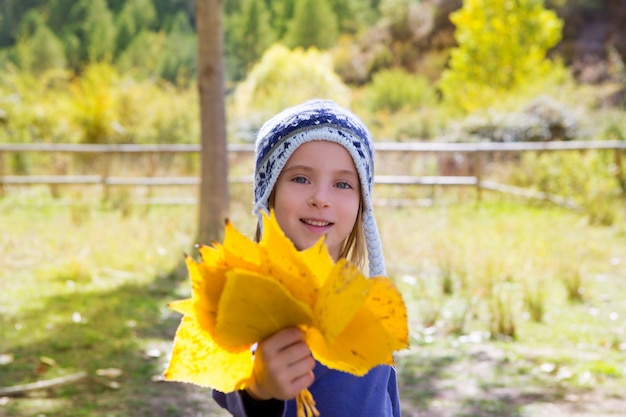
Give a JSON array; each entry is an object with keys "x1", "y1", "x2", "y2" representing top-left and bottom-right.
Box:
[{"x1": 301, "y1": 219, "x2": 332, "y2": 227}]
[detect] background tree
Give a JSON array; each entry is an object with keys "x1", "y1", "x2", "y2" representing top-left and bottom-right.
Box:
[
  {"x1": 0, "y1": 0, "x2": 44, "y2": 47},
  {"x1": 196, "y1": 0, "x2": 229, "y2": 244},
  {"x1": 115, "y1": 10, "x2": 196, "y2": 83},
  {"x1": 63, "y1": 0, "x2": 116, "y2": 66},
  {"x1": 158, "y1": 11, "x2": 197, "y2": 83},
  {"x1": 283, "y1": 0, "x2": 338, "y2": 49},
  {"x1": 439, "y1": 0, "x2": 563, "y2": 111},
  {"x1": 225, "y1": 0, "x2": 275, "y2": 82},
  {"x1": 7, "y1": 10, "x2": 66, "y2": 73},
  {"x1": 23, "y1": 23, "x2": 67, "y2": 73},
  {"x1": 48, "y1": 0, "x2": 80, "y2": 35},
  {"x1": 267, "y1": 0, "x2": 296, "y2": 40},
  {"x1": 378, "y1": 0, "x2": 418, "y2": 38},
  {"x1": 115, "y1": 30, "x2": 168, "y2": 77},
  {"x1": 152, "y1": 0, "x2": 195, "y2": 30},
  {"x1": 328, "y1": 0, "x2": 377, "y2": 33},
  {"x1": 114, "y1": 0, "x2": 157, "y2": 55}
]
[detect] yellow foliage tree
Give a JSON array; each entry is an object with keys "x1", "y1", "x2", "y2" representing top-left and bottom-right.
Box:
[{"x1": 439, "y1": 0, "x2": 563, "y2": 112}]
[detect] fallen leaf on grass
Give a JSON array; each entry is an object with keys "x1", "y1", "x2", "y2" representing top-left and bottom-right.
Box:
[
  {"x1": 0, "y1": 354, "x2": 13, "y2": 365},
  {"x1": 96, "y1": 368, "x2": 123, "y2": 379},
  {"x1": 39, "y1": 356, "x2": 57, "y2": 367}
]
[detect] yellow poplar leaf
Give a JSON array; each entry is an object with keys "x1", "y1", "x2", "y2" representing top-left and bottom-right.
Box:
[
  {"x1": 191, "y1": 245, "x2": 226, "y2": 304},
  {"x1": 307, "y1": 306, "x2": 397, "y2": 376},
  {"x1": 363, "y1": 278, "x2": 409, "y2": 349},
  {"x1": 168, "y1": 298, "x2": 194, "y2": 317},
  {"x1": 306, "y1": 277, "x2": 408, "y2": 376},
  {"x1": 258, "y1": 211, "x2": 320, "y2": 307},
  {"x1": 164, "y1": 316, "x2": 253, "y2": 392},
  {"x1": 299, "y1": 237, "x2": 335, "y2": 287},
  {"x1": 314, "y1": 260, "x2": 372, "y2": 346},
  {"x1": 186, "y1": 253, "x2": 226, "y2": 334},
  {"x1": 213, "y1": 269, "x2": 315, "y2": 350},
  {"x1": 222, "y1": 219, "x2": 263, "y2": 270},
  {"x1": 198, "y1": 243, "x2": 223, "y2": 266}
]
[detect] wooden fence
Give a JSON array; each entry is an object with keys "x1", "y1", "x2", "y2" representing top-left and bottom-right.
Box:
[{"x1": 0, "y1": 140, "x2": 624, "y2": 207}]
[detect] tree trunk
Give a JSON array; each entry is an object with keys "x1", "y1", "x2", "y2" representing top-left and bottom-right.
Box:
[{"x1": 195, "y1": 0, "x2": 229, "y2": 244}]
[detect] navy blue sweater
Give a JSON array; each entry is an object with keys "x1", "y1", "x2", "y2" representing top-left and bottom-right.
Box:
[{"x1": 213, "y1": 362, "x2": 401, "y2": 417}]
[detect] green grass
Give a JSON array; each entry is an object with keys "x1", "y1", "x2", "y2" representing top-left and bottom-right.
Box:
[
  {"x1": 1, "y1": 191, "x2": 625, "y2": 416},
  {"x1": 0, "y1": 195, "x2": 245, "y2": 417},
  {"x1": 381, "y1": 198, "x2": 626, "y2": 416}
]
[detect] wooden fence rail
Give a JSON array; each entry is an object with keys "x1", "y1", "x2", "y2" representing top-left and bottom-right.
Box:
[
  {"x1": 1, "y1": 140, "x2": 625, "y2": 153},
  {"x1": 0, "y1": 140, "x2": 624, "y2": 206}
]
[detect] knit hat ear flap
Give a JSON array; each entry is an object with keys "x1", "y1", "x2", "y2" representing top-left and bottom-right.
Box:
[
  {"x1": 363, "y1": 210, "x2": 385, "y2": 277},
  {"x1": 253, "y1": 99, "x2": 386, "y2": 277}
]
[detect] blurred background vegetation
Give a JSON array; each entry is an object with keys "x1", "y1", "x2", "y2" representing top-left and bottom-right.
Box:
[
  {"x1": 2, "y1": 0, "x2": 625, "y2": 223},
  {"x1": 1, "y1": 3, "x2": 626, "y2": 416},
  {"x1": 0, "y1": 0, "x2": 625, "y2": 147}
]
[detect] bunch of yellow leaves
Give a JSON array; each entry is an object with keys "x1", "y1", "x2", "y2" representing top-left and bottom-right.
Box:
[{"x1": 164, "y1": 211, "x2": 408, "y2": 417}]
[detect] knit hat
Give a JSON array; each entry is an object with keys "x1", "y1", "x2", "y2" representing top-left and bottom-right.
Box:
[{"x1": 253, "y1": 99, "x2": 386, "y2": 277}]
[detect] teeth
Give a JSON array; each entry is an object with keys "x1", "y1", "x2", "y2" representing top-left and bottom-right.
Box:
[{"x1": 303, "y1": 219, "x2": 330, "y2": 227}]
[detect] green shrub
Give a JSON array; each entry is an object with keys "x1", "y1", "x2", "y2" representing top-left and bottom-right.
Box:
[
  {"x1": 0, "y1": 64, "x2": 198, "y2": 150},
  {"x1": 366, "y1": 45, "x2": 395, "y2": 78},
  {"x1": 70, "y1": 63, "x2": 119, "y2": 144},
  {"x1": 0, "y1": 68, "x2": 76, "y2": 144},
  {"x1": 442, "y1": 95, "x2": 582, "y2": 143},
  {"x1": 489, "y1": 282, "x2": 517, "y2": 340},
  {"x1": 523, "y1": 279, "x2": 546, "y2": 322},
  {"x1": 558, "y1": 264, "x2": 584, "y2": 303},
  {"x1": 509, "y1": 149, "x2": 621, "y2": 225},
  {"x1": 365, "y1": 68, "x2": 438, "y2": 113},
  {"x1": 231, "y1": 44, "x2": 351, "y2": 137}
]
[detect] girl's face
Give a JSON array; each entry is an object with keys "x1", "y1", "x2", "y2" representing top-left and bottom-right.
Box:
[{"x1": 273, "y1": 141, "x2": 361, "y2": 260}]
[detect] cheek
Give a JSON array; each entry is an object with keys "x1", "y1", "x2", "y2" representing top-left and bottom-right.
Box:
[
  {"x1": 272, "y1": 183, "x2": 296, "y2": 224},
  {"x1": 343, "y1": 192, "x2": 361, "y2": 217},
  {"x1": 272, "y1": 182, "x2": 290, "y2": 211},
  {"x1": 348, "y1": 207, "x2": 360, "y2": 233}
]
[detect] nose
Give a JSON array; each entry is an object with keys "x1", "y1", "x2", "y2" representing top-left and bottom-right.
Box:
[{"x1": 308, "y1": 185, "x2": 330, "y2": 208}]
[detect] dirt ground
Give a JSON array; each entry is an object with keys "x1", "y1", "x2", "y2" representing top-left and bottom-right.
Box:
[
  {"x1": 396, "y1": 344, "x2": 626, "y2": 417},
  {"x1": 1, "y1": 343, "x2": 623, "y2": 417},
  {"x1": 135, "y1": 342, "x2": 625, "y2": 417}
]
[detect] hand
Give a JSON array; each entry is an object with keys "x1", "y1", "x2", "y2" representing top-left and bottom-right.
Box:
[{"x1": 246, "y1": 327, "x2": 315, "y2": 401}]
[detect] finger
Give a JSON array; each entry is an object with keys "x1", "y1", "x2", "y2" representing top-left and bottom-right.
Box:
[
  {"x1": 262, "y1": 343, "x2": 311, "y2": 382},
  {"x1": 282, "y1": 342, "x2": 313, "y2": 368},
  {"x1": 287, "y1": 354, "x2": 315, "y2": 378},
  {"x1": 262, "y1": 327, "x2": 305, "y2": 355},
  {"x1": 289, "y1": 370, "x2": 315, "y2": 395},
  {"x1": 273, "y1": 369, "x2": 315, "y2": 400}
]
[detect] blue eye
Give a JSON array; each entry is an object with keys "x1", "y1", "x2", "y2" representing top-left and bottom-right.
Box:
[
  {"x1": 292, "y1": 176, "x2": 308, "y2": 184},
  {"x1": 335, "y1": 181, "x2": 352, "y2": 189}
]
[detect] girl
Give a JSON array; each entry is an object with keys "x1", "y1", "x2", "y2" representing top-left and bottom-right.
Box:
[{"x1": 212, "y1": 99, "x2": 401, "y2": 417}]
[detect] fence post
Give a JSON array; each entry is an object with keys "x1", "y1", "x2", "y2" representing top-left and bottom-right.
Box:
[
  {"x1": 473, "y1": 151, "x2": 483, "y2": 202},
  {"x1": 0, "y1": 150, "x2": 4, "y2": 198},
  {"x1": 101, "y1": 151, "x2": 111, "y2": 202},
  {"x1": 616, "y1": 148, "x2": 625, "y2": 193},
  {"x1": 147, "y1": 152, "x2": 158, "y2": 202}
]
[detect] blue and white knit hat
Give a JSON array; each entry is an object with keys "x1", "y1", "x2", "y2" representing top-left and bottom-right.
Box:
[{"x1": 253, "y1": 99, "x2": 385, "y2": 277}]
